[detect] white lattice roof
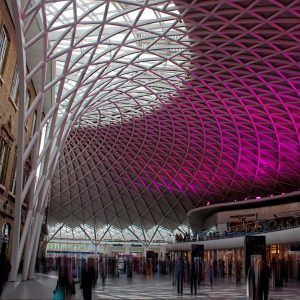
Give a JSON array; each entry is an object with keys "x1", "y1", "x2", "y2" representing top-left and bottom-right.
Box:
[{"x1": 12, "y1": 0, "x2": 300, "y2": 237}]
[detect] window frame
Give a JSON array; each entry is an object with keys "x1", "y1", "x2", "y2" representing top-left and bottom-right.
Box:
[
  {"x1": 0, "y1": 138, "x2": 10, "y2": 185},
  {"x1": 31, "y1": 110, "x2": 37, "y2": 138},
  {"x1": 25, "y1": 90, "x2": 31, "y2": 130},
  {"x1": 0, "y1": 122, "x2": 15, "y2": 189},
  {"x1": 10, "y1": 147, "x2": 17, "y2": 194},
  {"x1": 0, "y1": 24, "x2": 9, "y2": 75},
  {"x1": 10, "y1": 64, "x2": 19, "y2": 104}
]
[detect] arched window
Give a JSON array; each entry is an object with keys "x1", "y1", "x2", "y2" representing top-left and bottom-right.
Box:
[
  {"x1": 1, "y1": 223, "x2": 11, "y2": 254},
  {"x1": 2, "y1": 223, "x2": 11, "y2": 238}
]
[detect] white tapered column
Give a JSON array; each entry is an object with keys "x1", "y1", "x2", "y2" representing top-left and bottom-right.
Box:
[{"x1": 9, "y1": 0, "x2": 26, "y2": 281}]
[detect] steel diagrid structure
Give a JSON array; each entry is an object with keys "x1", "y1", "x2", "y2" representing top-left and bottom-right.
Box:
[{"x1": 10, "y1": 0, "x2": 300, "y2": 280}]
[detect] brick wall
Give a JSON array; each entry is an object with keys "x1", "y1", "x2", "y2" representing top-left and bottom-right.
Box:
[{"x1": 0, "y1": 1, "x2": 37, "y2": 259}]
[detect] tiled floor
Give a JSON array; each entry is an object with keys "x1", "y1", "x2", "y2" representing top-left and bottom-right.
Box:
[{"x1": 2, "y1": 272, "x2": 300, "y2": 299}]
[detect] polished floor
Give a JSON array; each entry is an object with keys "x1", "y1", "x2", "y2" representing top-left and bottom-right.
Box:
[{"x1": 2, "y1": 272, "x2": 300, "y2": 299}]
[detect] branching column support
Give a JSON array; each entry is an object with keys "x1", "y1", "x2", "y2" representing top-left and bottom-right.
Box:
[
  {"x1": 79, "y1": 225, "x2": 96, "y2": 245},
  {"x1": 127, "y1": 227, "x2": 147, "y2": 246},
  {"x1": 26, "y1": 182, "x2": 49, "y2": 279},
  {"x1": 28, "y1": 151, "x2": 62, "y2": 279},
  {"x1": 9, "y1": 0, "x2": 26, "y2": 282},
  {"x1": 47, "y1": 223, "x2": 65, "y2": 243},
  {"x1": 97, "y1": 225, "x2": 112, "y2": 246},
  {"x1": 148, "y1": 225, "x2": 160, "y2": 246},
  {"x1": 22, "y1": 69, "x2": 47, "y2": 281},
  {"x1": 94, "y1": 227, "x2": 98, "y2": 255}
]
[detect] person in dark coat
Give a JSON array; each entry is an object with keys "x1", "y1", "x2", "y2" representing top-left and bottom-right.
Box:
[
  {"x1": 54, "y1": 256, "x2": 72, "y2": 300},
  {"x1": 81, "y1": 259, "x2": 94, "y2": 300},
  {"x1": 190, "y1": 259, "x2": 198, "y2": 294},
  {"x1": 260, "y1": 259, "x2": 271, "y2": 300},
  {"x1": 91, "y1": 258, "x2": 98, "y2": 287},
  {"x1": 175, "y1": 256, "x2": 184, "y2": 294},
  {"x1": 209, "y1": 259, "x2": 213, "y2": 285},
  {"x1": 235, "y1": 259, "x2": 242, "y2": 284},
  {"x1": 99, "y1": 257, "x2": 106, "y2": 286},
  {"x1": 0, "y1": 254, "x2": 6, "y2": 297},
  {"x1": 0, "y1": 254, "x2": 11, "y2": 297}
]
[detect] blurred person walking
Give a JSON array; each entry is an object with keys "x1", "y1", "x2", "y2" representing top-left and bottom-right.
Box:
[
  {"x1": 175, "y1": 256, "x2": 184, "y2": 294},
  {"x1": 259, "y1": 259, "x2": 271, "y2": 300},
  {"x1": 0, "y1": 254, "x2": 11, "y2": 298},
  {"x1": 209, "y1": 259, "x2": 214, "y2": 285},
  {"x1": 81, "y1": 259, "x2": 94, "y2": 300},
  {"x1": 53, "y1": 256, "x2": 72, "y2": 300},
  {"x1": 190, "y1": 258, "x2": 198, "y2": 294},
  {"x1": 99, "y1": 257, "x2": 106, "y2": 286}
]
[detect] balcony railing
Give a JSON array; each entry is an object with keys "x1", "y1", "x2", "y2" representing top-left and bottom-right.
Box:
[{"x1": 175, "y1": 212, "x2": 300, "y2": 243}]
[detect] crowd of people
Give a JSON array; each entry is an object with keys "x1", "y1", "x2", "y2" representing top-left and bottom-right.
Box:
[
  {"x1": 173, "y1": 256, "x2": 243, "y2": 295},
  {"x1": 247, "y1": 258, "x2": 271, "y2": 300},
  {"x1": 0, "y1": 250, "x2": 298, "y2": 299},
  {"x1": 173, "y1": 253, "x2": 300, "y2": 298},
  {"x1": 50, "y1": 255, "x2": 177, "y2": 299},
  {"x1": 175, "y1": 232, "x2": 191, "y2": 242},
  {"x1": 52, "y1": 256, "x2": 114, "y2": 300},
  {"x1": 246, "y1": 257, "x2": 296, "y2": 299}
]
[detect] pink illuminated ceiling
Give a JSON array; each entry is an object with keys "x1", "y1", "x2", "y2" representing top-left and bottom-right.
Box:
[{"x1": 50, "y1": 0, "x2": 300, "y2": 230}]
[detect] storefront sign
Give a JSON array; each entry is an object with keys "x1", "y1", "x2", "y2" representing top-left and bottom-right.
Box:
[{"x1": 230, "y1": 213, "x2": 257, "y2": 221}]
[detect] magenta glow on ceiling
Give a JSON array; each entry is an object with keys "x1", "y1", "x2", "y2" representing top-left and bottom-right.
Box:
[{"x1": 49, "y1": 0, "x2": 300, "y2": 230}]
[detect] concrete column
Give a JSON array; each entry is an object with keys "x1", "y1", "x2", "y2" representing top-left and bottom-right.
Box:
[
  {"x1": 124, "y1": 244, "x2": 130, "y2": 255},
  {"x1": 160, "y1": 248, "x2": 165, "y2": 260},
  {"x1": 143, "y1": 245, "x2": 148, "y2": 258}
]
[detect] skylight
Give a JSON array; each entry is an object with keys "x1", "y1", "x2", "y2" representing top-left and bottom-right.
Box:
[{"x1": 45, "y1": 0, "x2": 190, "y2": 126}]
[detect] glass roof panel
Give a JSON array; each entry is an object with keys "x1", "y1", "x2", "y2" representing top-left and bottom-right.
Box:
[
  {"x1": 45, "y1": 0, "x2": 190, "y2": 126},
  {"x1": 48, "y1": 224, "x2": 176, "y2": 243}
]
